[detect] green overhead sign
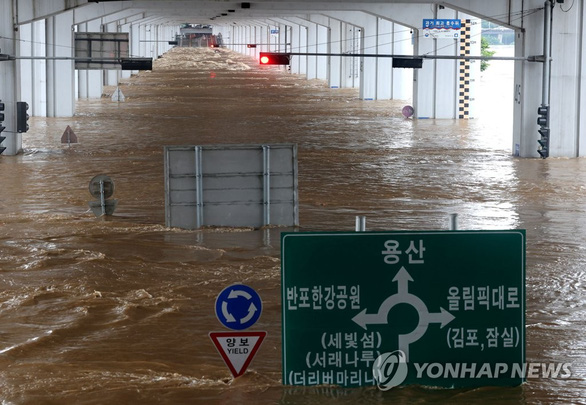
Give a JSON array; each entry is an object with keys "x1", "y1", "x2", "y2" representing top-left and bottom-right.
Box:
[{"x1": 281, "y1": 230, "x2": 525, "y2": 388}]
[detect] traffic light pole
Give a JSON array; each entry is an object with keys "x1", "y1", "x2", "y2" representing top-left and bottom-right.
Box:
[
  {"x1": 0, "y1": 55, "x2": 152, "y2": 70},
  {"x1": 537, "y1": 0, "x2": 553, "y2": 158},
  {"x1": 259, "y1": 50, "x2": 529, "y2": 66},
  {"x1": 542, "y1": 1, "x2": 552, "y2": 107},
  {"x1": 284, "y1": 52, "x2": 528, "y2": 62}
]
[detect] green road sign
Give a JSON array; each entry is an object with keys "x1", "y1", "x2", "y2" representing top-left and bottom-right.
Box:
[{"x1": 281, "y1": 230, "x2": 525, "y2": 388}]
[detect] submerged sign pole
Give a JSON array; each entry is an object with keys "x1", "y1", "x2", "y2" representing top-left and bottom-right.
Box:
[
  {"x1": 210, "y1": 284, "x2": 267, "y2": 378},
  {"x1": 281, "y1": 230, "x2": 525, "y2": 388}
]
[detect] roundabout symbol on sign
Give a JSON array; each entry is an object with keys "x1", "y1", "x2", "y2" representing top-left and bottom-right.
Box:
[
  {"x1": 215, "y1": 284, "x2": 262, "y2": 330},
  {"x1": 352, "y1": 266, "x2": 456, "y2": 361}
]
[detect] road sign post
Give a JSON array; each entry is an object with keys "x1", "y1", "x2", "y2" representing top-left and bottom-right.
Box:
[
  {"x1": 215, "y1": 284, "x2": 263, "y2": 330},
  {"x1": 211, "y1": 284, "x2": 266, "y2": 378},
  {"x1": 209, "y1": 331, "x2": 267, "y2": 378},
  {"x1": 281, "y1": 230, "x2": 525, "y2": 388},
  {"x1": 88, "y1": 174, "x2": 117, "y2": 217}
]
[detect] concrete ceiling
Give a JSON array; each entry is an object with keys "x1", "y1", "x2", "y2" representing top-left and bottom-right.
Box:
[{"x1": 17, "y1": 0, "x2": 533, "y2": 30}]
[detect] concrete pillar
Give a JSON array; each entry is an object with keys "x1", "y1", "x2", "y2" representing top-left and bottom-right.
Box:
[
  {"x1": 159, "y1": 24, "x2": 168, "y2": 55},
  {"x1": 298, "y1": 25, "x2": 308, "y2": 76},
  {"x1": 77, "y1": 23, "x2": 89, "y2": 99},
  {"x1": 289, "y1": 22, "x2": 302, "y2": 75},
  {"x1": 288, "y1": 17, "x2": 329, "y2": 81},
  {"x1": 512, "y1": 30, "x2": 526, "y2": 157},
  {"x1": 131, "y1": 21, "x2": 141, "y2": 75},
  {"x1": 244, "y1": 25, "x2": 251, "y2": 55},
  {"x1": 152, "y1": 25, "x2": 159, "y2": 58},
  {"x1": 578, "y1": 6, "x2": 586, "y2": 157},
  {"x1": 105, "y1": 22, "x2": 119, "y2": 87},
  {"x1": 434, "y1": 10, "x2": 459, "y2": 118},
  {"x1": 413, "y1": 8, "x2": 480, "y2": 119},
  {"x1": 264, "y1": 20, "x2": 292, "y2": 73},
  {"x1": 20, "y1": 20, "x2": 48, "y2": 117},
  {"x1": 156, "y1": 23, "x2": 162, "y2": 54},
  {"x1": 244, "y1": 25, "x2": 252, "y2": 56},
  {"x1": 32, "y1": 20, "x2": 47, "y2": 116},
  {"x1": 252, "y1": 25, "x2": 258, "y2": 54},
  {"x1": 252, "y1": 25, "x2": 261, "y2": 59},
  {"x1": 324, "y1": 11, "x2": 378, "y2": 100},
  {"x1": 139, "y1": 24, "x2": 147, "y2": 57},
  {"x1": 232, "y1": 25, "x2": 238, "y2": 52},
  {"x1": 74, "y1": 25, "x2": 79, "y2": 101},
  {"x1": 46, "y1": 10, "x2": 75, "y2": 117},
  {"x1": 151, "y1": 24, "x2": 158, "y2": 57},
  {"x1": 309, "y1": 13, "x2": 411, "y2": 100},
  {"x1": 267, "y1": 23, "x2": 276, "y2": 51},
  {"x1": 376, "y1": 18, "x2": 393, "y2": 100},
  {"x1": 306, "y1": 21, "x2": 318, "y2": 80},
  {"x1": 250, "y1": 25, "x2": 262, "y2": 59},
  {"x1": 286, "y1": 17, "x2": 310, "y2": 79},
  {"x1": 316, "y1": 24, "x2": 329, "y2": 81},
  {"x1": 120, "y1": 22, "x2": 132, "y2": 79},
  {"x1": 231, "y1": 25, "x2": 237, "y2": 51},
  {"x1": 550, "y1": 3, "x2": 585, "y2": 157},
  {"x1": 361, "y1": 16, "x2": 377, "y2": 100},
  {"x1": 19, "y1": 23, "x2": 33, "y2": 111},
  {"x1": 146, "y1": 24, "x2": 154, "y2": 58},
  {"x1": 226, "y1": 25, "x2": 234, "y2": 51},
  {"x1": 0, "y1": 0, "x2": 21, "y2": 155},
  {"x1": 415, "y1": 9, "x2": 460, "y2": 118},
  {"x1": 239, "y1": 25, "x2": 246, "y2": 53},
  {"x1": 87, "y1": 19, "x2": 103, "y2": 98},
  {"x1": 341, "y1": 23, "x2": 360, "y2": 90},
  {"x1": 392, "y1": 22, "x2": 413, "y2": 101},
  {"x1": 328, "y1": 18, "x2": 343, "y2": 89},
  {"x1": 161, "y1": 24, "x2": 167, "y2": 54},
  {"x1": 244, "y1": 25, "x2": 251, "y2": 57},
  {"x1": 413, "y1": 27, "x2": 434, "y2": 118},
  {"x1": 514, "y1": 9, "x2": 547, "y2": 158},
  {"x1": 228, "y1": 25, "x2": 238, "y2": 51}
]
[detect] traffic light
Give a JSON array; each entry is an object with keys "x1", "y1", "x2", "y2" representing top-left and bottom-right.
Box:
[
  {"x1": 0, "y1": 100, "x2": 5, "y2": 155},
  {"x1": 16, "y1": 101, "x2": 29, "y2": 133},
  {"x1": 537, "y1": 105, "x2": 549, "y2": 158},
  {"x1": 259, "y1": 52, "x2": 291, "y2": 65}
]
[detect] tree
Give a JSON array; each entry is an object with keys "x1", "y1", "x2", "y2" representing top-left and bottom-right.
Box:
[{"x1": 481, "y1": 37, "x2": 496, "y2": 72}]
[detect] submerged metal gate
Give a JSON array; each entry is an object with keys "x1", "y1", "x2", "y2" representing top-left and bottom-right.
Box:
[{"x1": 164, "y1": 144, "x2": 298, "y2": 229}]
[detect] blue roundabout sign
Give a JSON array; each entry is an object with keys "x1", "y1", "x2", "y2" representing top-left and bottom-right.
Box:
[{"x1": 215, "y1": 284, "x2": 263, "y2": 330}]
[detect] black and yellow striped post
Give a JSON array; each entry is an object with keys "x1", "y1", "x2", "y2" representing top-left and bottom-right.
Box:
[{"x1": 458, "y1": 19, "x2": 471, "y2": 119}]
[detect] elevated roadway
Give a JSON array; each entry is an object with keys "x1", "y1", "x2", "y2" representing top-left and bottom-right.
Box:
[{"x1": 0, "y1": 0, "x2": 583, "y2": 157}]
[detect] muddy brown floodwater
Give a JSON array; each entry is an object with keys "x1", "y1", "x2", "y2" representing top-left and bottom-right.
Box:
[{"x1": 0, "y1": 47, "x2": 585, "y2": 404}]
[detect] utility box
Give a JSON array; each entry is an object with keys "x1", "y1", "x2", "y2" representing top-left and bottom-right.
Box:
[{"x1": 164, "y1": 144, "x2": 299, "y2": 229}]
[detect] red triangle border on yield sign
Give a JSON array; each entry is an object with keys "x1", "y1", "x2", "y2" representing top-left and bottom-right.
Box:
[{"x1": 209, "y1": 331, "x2": 267, "y2": 378}]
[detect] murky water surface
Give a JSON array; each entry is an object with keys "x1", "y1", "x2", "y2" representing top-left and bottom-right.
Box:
[{"x1": 0, "y1": 47, "x2": 585, "y2": 404}]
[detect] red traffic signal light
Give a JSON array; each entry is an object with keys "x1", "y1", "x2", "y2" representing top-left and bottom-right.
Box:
[{"x1": 259, "y1": 52, "x2": 291, "y2": 65}]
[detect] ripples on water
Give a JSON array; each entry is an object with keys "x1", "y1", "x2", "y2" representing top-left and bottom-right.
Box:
[{"x1": 0, "y1": 47, "x2": 585, "y2": 404}]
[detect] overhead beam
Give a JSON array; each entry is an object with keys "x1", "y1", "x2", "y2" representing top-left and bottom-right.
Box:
[
  {"x1": 14, "y1": 1, "x2": 541, "y2": 31},
  {"x1": 75, "y1": 7, "x2": 137, "y2": 25},
  {"x1": 16, "y1": 0, "x2": 126, "y2": 25}
]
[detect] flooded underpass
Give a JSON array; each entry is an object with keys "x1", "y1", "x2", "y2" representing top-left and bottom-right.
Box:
[{"x1": 0, "y1": 47, "x2": 585, "y2": 404}]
